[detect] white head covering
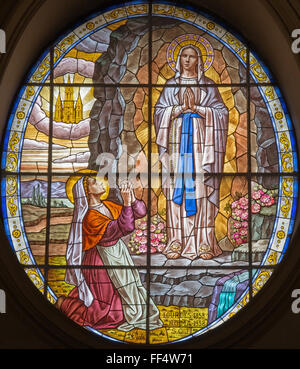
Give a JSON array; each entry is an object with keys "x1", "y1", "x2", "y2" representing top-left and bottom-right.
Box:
[
  {"x1": 64, "y1": 177, "x2": 94, "y2": 307},
  {"x1": 175, "y1": 44, "x2": 204, "y2": 83}
]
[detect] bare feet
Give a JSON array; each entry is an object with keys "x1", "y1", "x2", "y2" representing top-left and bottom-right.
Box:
[
  {"x1": 198, "y1": 245, "x2": 214, "y2": 260},
  {"x1": 199, "y1": 253, "x2": 214, "y2": 260},
  {"x1": 164, "y1": 241, "x2": 182, "y2": 259},
  {"x1": 166, "y1": 252, "x2": 181, "y2": 259}
]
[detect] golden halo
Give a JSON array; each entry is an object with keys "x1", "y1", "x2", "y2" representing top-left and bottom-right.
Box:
[
  {"x1": 167, "y1": 34, "x2": 214, "y2": 72},
  {"x1": 173, "y1": 41, "x2": 206, "y2": 66},
  {"x1": 66, "y1": 169, "x2": 110, "y2": 203}
]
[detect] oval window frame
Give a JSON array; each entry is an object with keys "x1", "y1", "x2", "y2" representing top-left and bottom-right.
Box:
[{"x1": 0, "y1": 0, "x2": 299, "y2": 349}]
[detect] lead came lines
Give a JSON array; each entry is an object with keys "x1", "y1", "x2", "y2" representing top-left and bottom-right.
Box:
[{"x1": 1, "y1": 2, "x2": 297, "y2": 344}]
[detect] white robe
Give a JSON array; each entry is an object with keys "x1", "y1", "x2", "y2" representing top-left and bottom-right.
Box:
[{"x1": 154, "y1": 76, "x2": 228, "y2": 260}]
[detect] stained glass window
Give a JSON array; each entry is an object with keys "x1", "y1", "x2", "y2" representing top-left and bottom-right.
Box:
[{"x1": 1, "y1": 2, "x2": 298, "y2": 345}]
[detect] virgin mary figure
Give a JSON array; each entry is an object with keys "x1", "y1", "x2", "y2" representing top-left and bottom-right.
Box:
[
  {"x1": 154, "y1": 43, "x2": 229, "y2": 260},
  {"x1": 55, "y1": 170, "x2": 163, "y2": 332}
]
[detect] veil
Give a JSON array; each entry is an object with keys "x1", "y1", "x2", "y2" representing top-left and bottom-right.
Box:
[
  {"x1": 64, "y1": 177, "x2": 94, "y2": 307},
  {"x1": 175, "y1": 44, "x2": 204, "y2": 82}
]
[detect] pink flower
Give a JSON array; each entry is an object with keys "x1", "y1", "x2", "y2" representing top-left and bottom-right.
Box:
[
  {"x1": 241, "y1": 211, "x2": 248, "y2": 221},
  {"x1": 235, "y1": 237, "x2": 244, "y2": 246},
  {"x1": 240, "y1": 228, "x2": 248, "y2": 237},
  {"x1": 157, "y1": 222, "x2": 165, "y2": 230},
  {"x1": 233, "y1": 208, "x2": 243, "y2": 218},
  {"x1": 252, "y1": 191, "x2": 262, "y2": 200},
  {"x1": 134, "y1": 236, "x2": 141, "y2": 243},
  {"x1": 232, "y1": 232, "x2": 243, "y2": 246},
  {"x1": 231, "y1": 200, "x2": 239, "y2": 209},
  {"x1": 233, "y1": 221, "x2": 242, "y2": 229},
  {"x1": 139, "y1": 221, "x2": 147, "y2": 230},
  {"x1": 251, "y1": 203, "x2": 261, "y2": 214},
  {"x1": 138, "y1": 244, "x2": 147, "y2": 253},
  {"x1": 260, "y1": 194, "x2": 271, "y2": 204},
  {"x1": 151, "y1": 239, "x2": 159, "y2": 247},
  {"x1": 140, "y1": 236, "x2": 147, "y2": 244},
  {"x1": 232, "y1": 232, "x2": 241, "y2": 240},
  {"x1": 150, "y1": 233, "x2": 157, "y2": 240},
  {"x1": 157, "y1": 233, "x2": 164, "y2": 240},
  {"x1": 136, "y1": 229, "x2": 143, "y2": 237},
  {"x1": 260, "y1": 194, "x2": 275, "y2": 207},
  {"x1": 150, "y1": 224, "x2": 156, "y2": 232},
  {"x1": 150, "y1": 246, "x2": 157, "y2": 254},
  {"x1": 265, "y1": 197, "x2": 275, "y2": 207},
  {"x1": 242, "y1": 221, "x2": 248, "y2": 228},
  {"x1": 158, "y1": 243, "x2": 165, "y2": 252},
  {"x1": 239, "y1": 197, "x2": 248, "y2": 210},
  {"x1": 143, "y1": 229, "x2": 147, "y2": 236}
]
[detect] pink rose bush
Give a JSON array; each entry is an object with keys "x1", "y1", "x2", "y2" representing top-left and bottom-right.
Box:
[
  {"x1": 251, "y1": 203, "x2": 261, "y2": 214},
  {"x1": 228, "y1": 183, "x2": 277, "y2": 247},
  {"x1": 128, "y1": 215, "x2": 167, "y2": 255},
  {"x1": 250, "y1": 184, "x2": 277, "y2": 211}
]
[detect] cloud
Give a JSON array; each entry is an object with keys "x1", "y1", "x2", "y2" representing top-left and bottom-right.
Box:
[
  {"x1": 29, "y1": 97, "x2": 90, "y2": 140},
  {"x1": 23, "y1": 139, "x2": 66, "y2": 150},
  {"x1": 53, "y1": 151, "x2": 90, "y2": 163}
]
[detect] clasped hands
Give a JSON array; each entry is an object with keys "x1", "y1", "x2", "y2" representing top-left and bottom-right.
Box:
[
  {"x1": 182, "y1": 87, "x2": 196, "y2": 112},
  {"x1": 120, "y1": 180, "x2": 136, "y2": 207},
  {"x1": 181, "y1": 88, "x2": 205, "y2": 118}
]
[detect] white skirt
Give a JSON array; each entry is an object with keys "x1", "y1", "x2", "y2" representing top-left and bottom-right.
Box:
[{"x1": 97, "y1": 239, "x2": 163, "y2": 332}]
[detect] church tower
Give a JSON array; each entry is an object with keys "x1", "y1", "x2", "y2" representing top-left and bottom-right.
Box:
[
  {"x1": 75, "y1": 93, "x2": 83, "y2": 123},
  {"x1": 53, "y1": 76, "x2": 83, "y2": 123},
  {"x1": 54, "y1": 92, "x2": 63, "y2": 122},
  {"x1": 62, "y1": 75, "x2": 76, "y2": 123}
]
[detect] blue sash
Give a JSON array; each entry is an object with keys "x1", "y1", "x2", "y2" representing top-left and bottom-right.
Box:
[{"x1": 172, "y1": 113, "x2": 200, "y2": 217}]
